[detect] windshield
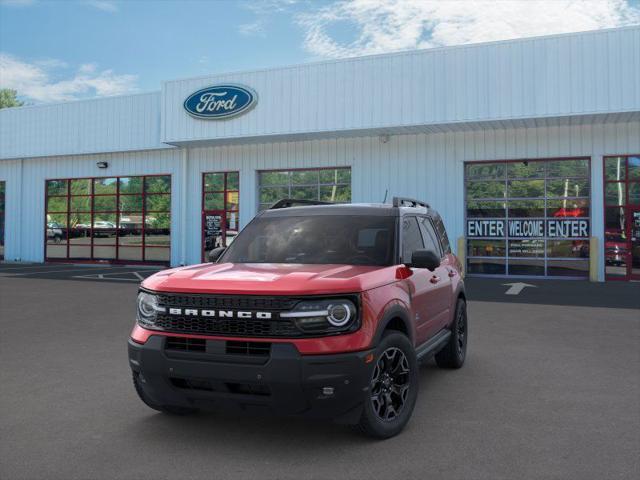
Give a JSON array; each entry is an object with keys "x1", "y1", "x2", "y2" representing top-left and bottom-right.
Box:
[{"x1": 220, "y1": 215, "x2": 396, "y2": 266}]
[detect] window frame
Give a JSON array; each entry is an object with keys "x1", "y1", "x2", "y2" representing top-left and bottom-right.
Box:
[
  {"x1": 257, "y1": 166, "x2": 351, "y2": 211},
  {"x1": 602, "y1": 154, "x2": 640, "y2": 281},
  {"x1": 464, "y1": 157, "x2": 592, "y2": 278},
  {"x1": 44, "y1": 174, "x2": 171, "y2": 265},
  {"x1": 201, "y1": 171, "x2": 240, "y2": 262}
]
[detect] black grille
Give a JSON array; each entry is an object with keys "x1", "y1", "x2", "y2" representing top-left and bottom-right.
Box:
[
  {"x1": 154, "y1": 314, "x2": 300, "y2": 337},
  {"x1": 226, "y1": 341, "x2": 271, "y2": 356},
  {"x1": 165, "y1": 336, "x2": 206, "y2": 352},
  {"x1": 171, "y1": 377, "x2": 217, "y2": 392},
  {"x1": 152, "y1": 293, "x2": 301, "y2": 337},
  {"x1": 170, "y1": 377, "x2": 271, "y2": 396},
  {"x1": 156, "y1": 293, "x2": 297, "y2": 311}
]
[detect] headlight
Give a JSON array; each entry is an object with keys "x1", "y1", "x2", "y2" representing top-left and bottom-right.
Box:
[
  {"x1": 281, "y1": 298, "x2": 358, "y2": 334},
  {"x1": 136, "y1": 291, "x2": 165, "y2": 329}
]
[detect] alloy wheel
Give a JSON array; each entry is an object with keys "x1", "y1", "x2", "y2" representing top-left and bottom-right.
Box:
[{"x1": 370, "y1": 347, "x2": 410, "y2": 421}]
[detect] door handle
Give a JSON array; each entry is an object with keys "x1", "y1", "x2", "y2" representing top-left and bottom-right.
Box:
[{"x1": 430, "y1": 275, "x2": 440, "y2": 284}]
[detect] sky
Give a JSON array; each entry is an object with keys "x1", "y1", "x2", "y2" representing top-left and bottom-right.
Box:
[{"x1": 1, "y1": 0, "x2": 639, "y2": 104}]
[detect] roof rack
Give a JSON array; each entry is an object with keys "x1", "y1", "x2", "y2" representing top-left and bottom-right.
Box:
[
  {"x1": 269, "y1": 198, "x2": 334, "y2": 209},
  {"x1": 392, "y1": 196, "x2": 430, "y2": 209}
]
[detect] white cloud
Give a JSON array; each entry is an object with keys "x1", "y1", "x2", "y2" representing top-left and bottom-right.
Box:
[
  {"x1": 0, "y1": 53, "x2": 138, "y2": 103},
  {"x1": 297, "y1": 0, "x2": 640, "y2": 58},
  {"x1": 242, "y1": 0, "x2": 298, "y2": 15},
  {"x1": 238, "y1": 19, "x2": 266, "y2": 36},
  {"x1": 83, "y1": 0, "x2": 118, "y2": 13},
  {"x1": 34, "y1": 58, "x2": 69, "y2": 69},
  {"x1": 78, "y1": 63, "x2": 97, "y2": 74}
]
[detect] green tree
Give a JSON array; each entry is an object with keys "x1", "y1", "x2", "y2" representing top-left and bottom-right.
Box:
[{"x1": 0, "y1": 89, "x2": 24, "y2": 109}]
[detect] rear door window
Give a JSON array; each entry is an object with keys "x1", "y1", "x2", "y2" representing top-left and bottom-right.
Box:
[
  {"x1": 432, "y1": 216, "x2": 451, "y2": 254},
  {"x1": 418, "y1": 217, "x2": 443, "y2": 257},
  {"x1": 402, "y1": 217, "x2": 425, "y2": 264}
]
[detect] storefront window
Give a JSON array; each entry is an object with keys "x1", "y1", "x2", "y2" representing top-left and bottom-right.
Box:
[
  {"x1": 603, "y1": 155, "x2": 640, "y2": 280},
  {"x1": 202, "y1": 172, "x2": 239, "y2": 261},
  {"x1": 257, "y1": 167, "x2": 351, "y2": 211},
  {"x1": 465, "y1": 158, "x2": 591, "y2": 277},
  {"x1": 0, "y1": 181, "x2": 5, "y2": 260},
  {"x1": 45, "y1": 175, "x2": 171, "y2": 264}
]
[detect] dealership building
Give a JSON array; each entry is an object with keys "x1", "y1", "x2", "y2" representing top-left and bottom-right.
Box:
[{"x1": 1, "y1": 26, "x2": 639, "y2": 281}]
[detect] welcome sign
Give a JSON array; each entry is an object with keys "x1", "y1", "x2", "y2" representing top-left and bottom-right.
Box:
[
  {"x1": 184, "y1": 84, "x2": 257, "y2": 119},
  {"x1": 467, "y1": 219, "x2": 589, "y2": 238}
]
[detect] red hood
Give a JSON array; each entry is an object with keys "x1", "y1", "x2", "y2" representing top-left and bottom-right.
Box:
[{"x1": 142, "y1": 262, "x2": 399, "y2": 295}]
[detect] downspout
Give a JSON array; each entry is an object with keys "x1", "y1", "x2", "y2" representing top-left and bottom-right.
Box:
[
  {"x1": 17, "y1": 158, "x2": 23, "y2": 262},
  {"x1": 180, "y1": 148, "x2": 188, "y2": 266}
]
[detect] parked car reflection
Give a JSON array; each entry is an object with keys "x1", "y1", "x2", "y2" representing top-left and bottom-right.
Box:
[{"x1": 46, "y1": 222, "x2": 64, "y2": 243}]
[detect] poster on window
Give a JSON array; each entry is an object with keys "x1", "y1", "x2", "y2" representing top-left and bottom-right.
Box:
[
  {"x1": 546, "y1": 219, "x2": 589, "y2": 238},
  {"x1": 467, "y1": 219, "x2": 589, "y2": 238},
  {"x1": 204, "y1": 214, "x2": 223, "y2": 251},
  {"x1": 466, "y1": 219, "x2": 505, "y2": 238}
]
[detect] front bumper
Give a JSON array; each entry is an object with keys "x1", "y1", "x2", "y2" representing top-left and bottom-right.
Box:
[{"x1": 128, "y1": 336, "x2": 374, "y2": 423}]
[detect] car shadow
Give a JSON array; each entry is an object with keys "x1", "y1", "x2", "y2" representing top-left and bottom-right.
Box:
[{"x1": 121, "y1": 360, "x2": 450, "y2": 449}]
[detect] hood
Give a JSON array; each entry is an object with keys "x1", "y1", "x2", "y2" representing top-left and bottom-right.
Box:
[{"x1": 142, "y1": 262, "x2": 398, "y2": 295}]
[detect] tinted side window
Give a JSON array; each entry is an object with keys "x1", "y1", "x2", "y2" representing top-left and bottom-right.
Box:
[
  {"x1": 402, "y1": 217, "x2": 424, "y2": 264},
  {"x1": 433, "y1": 216, "x2": 451, "y2": 254},
  {"x1": 418, "y1": 217, "x2": 442, "y2": 257}
]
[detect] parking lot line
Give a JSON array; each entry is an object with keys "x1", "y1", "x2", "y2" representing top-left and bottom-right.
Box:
[
  {"x1": 0, "y1": 264, "x2": 67, "y2": 272},
  {"x1": 0, "y1": 267, "x2": 123, "y2": 276},
  {"x1": 72, "y1": 271, "x2": 152, "y2": 282}
]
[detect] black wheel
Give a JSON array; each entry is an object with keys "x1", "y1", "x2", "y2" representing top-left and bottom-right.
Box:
[
  {"x1": 132, "y1": 372, "x2": 198, "y2": 415},
  {"x1": 435, "y1": 298, "x2": 467, "y2": 369},
  {"x1": 356, "y1": 331, "x2": 418, "y2": 439}
]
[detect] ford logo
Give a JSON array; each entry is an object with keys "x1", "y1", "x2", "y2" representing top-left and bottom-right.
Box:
[{"x1": 183, "y1": 84, "x2": 257, "y2": 120}]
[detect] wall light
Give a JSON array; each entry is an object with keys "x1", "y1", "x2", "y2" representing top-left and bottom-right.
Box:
[{"x1": 96, "y1": 162, "x2": 109, "y2": 169}]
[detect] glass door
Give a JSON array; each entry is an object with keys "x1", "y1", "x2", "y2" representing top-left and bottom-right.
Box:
[
  {"x1": 604, "y1": 155, "x2": 640, "y2": 281},
  {"x1": 0, "y1": 181, "x2": 5, "y2": 260},
  {"x1": 202, "y1": 172, "x2": 239, "y2": 262},
  {"x1": 630, "y1": 207, "x2": 640, "y2": 280}
]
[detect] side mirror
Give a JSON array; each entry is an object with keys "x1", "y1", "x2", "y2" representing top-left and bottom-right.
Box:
[
  {"x1": 208, "y1": 247, "x2": 226, "y2": 263},
  {"x1": 408, "y1": 249, "x2": 441, "y2": 271}
]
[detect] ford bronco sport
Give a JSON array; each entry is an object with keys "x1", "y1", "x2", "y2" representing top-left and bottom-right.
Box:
[{"x1": 129, "y1": 197, "x2": 467, "y2": 438}]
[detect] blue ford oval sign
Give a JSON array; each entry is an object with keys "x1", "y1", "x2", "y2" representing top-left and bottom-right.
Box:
[{"x1": 183, "y1": 84, "x2": 257, "y2": 119}]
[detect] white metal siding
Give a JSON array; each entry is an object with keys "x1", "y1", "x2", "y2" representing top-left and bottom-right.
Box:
[
  {"x1": 1, "y1": 120, "x2": 638, "y2": 280},
  {"x1": 182, "y1": 120, "x2": 639, "y2": 282},
  {"x1": 0, "y1": 149, "x2": 184, "y2": 264},
  {"x1": 0, "y1": 159, "x2": 22, "y2": 261},
  {"x1": 0, "y1": 92, "x2": 168, "y2": 160},
  {"x1": 163, "y1": 27, "x2": 640, "y2": 144}
]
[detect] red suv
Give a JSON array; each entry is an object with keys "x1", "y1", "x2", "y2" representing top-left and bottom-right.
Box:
[{"x1": 129, "y1": 197, "x2": 467, "y2": 438}]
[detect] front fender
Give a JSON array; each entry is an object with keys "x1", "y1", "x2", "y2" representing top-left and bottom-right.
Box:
[{"x1": 371, "y1": 303, "x2": 414, "y2": 347}]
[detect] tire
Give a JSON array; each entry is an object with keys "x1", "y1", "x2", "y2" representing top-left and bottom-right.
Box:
[
  {"x1": 435, "y1": 298, "x2": 468, "y2": 369},
  {"x1": 355, "y1": 331, "x2": 419, "y2": 439},
  {"x1": 132, "y1": 372, "x2": 198, "y2": 415}
]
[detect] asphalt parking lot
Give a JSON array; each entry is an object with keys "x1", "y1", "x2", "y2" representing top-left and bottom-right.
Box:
[{"x1": 0, "y1": 263, "x2": 638, "y2": 480}]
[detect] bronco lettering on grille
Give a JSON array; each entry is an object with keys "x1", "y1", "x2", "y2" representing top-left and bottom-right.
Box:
[{"x1": 167, "y1": 308, "x2": 272, "y2": 320}]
